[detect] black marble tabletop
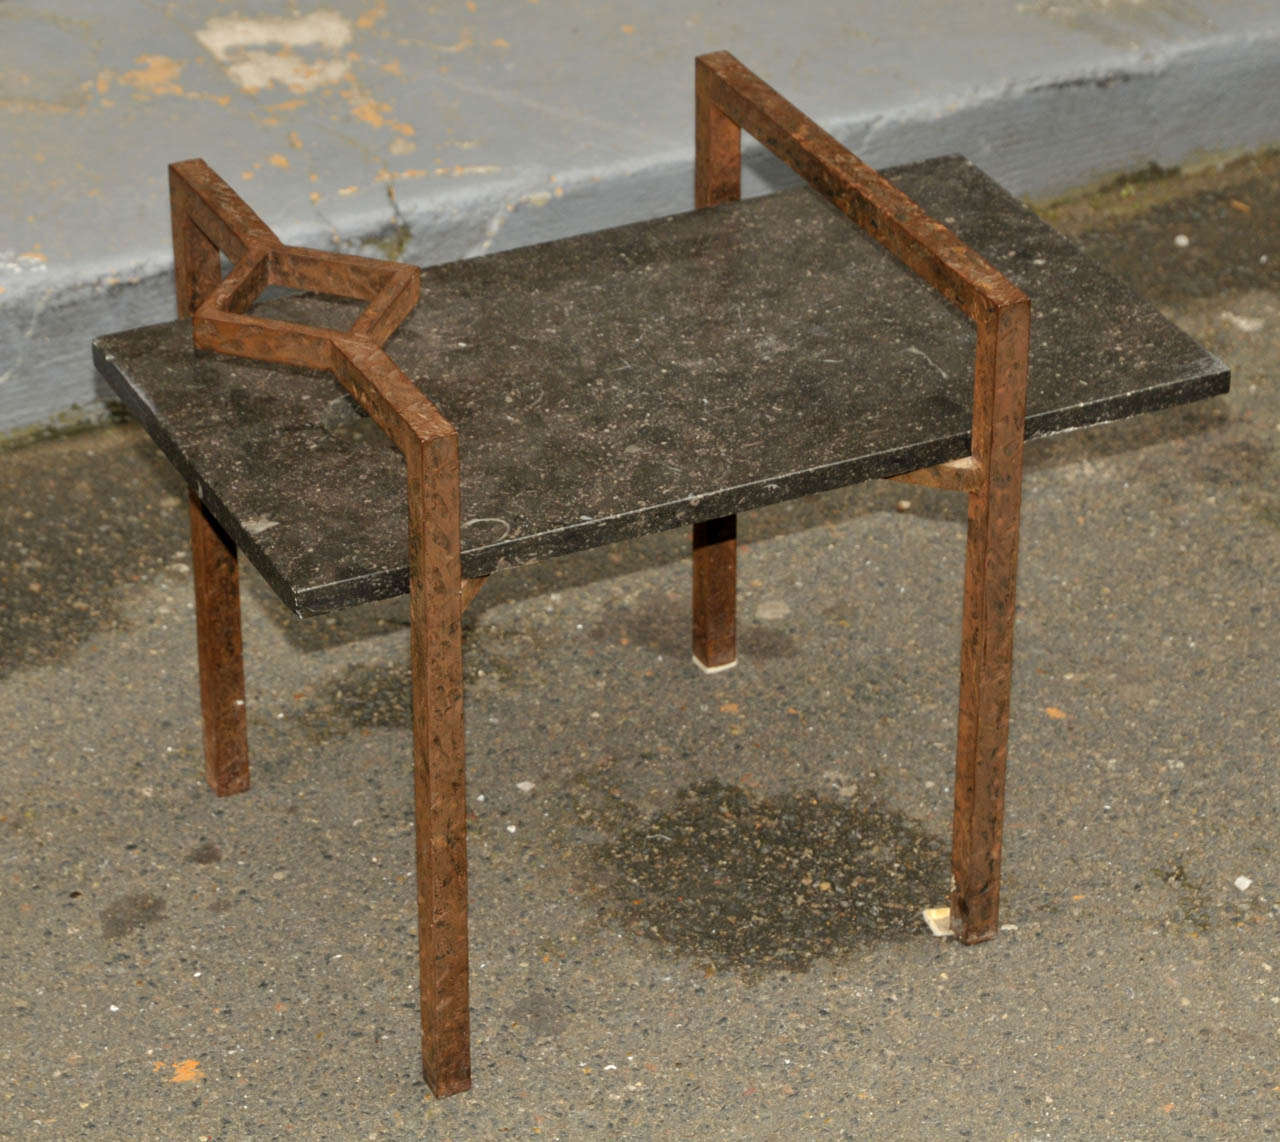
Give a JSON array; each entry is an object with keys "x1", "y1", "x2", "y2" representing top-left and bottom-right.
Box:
[{"x1": 94, "y1": 156, "x2": 1228, "y2": 614}]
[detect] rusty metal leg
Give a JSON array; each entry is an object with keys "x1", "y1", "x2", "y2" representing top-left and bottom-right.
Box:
[
  {"x1": 692, "y1": 515, "x2": 737, "y2": 672},
  {"x1": 406, "y1": 433, "x2": 471, "y2": 1097},
  {"x1": 170, "y1": 177, "x2": 222, "y2": 319},
  {"x1": 691, "y1": 58, "x2": 741, "y2": 677},
  {"x1": 187, "y1": 492, "x2": 250, "y2": 796},
  {"x1": 695, "y1": 71, "x2": 741, "y2": 208},
  {"x1": 949, "y1": 300, "x2": 1030, "y2": 945}
]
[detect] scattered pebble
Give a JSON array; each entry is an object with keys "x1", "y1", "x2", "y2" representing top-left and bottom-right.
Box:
[
  {"x1": 1220, "y1": 311, "x2": 1264, "y2": 333},
  {"x1": 1235, "y1": 876, "x2": 1253, "y2": 892},
  {"x1": 1173, "y1": 233, "x2": 1190, "y2": 248},
  {"x1": 754, "y1": 600, "x2": 791, "y2": 621},
  {"x1": 895, "y1": 499, "x2": 912, "y2": 513},
  {"x1": 506, "y1": 824, "x2": 517, "y2": 834},
  {"x1": 516, "y1": 781, "x2": 535, "y2": 793}
]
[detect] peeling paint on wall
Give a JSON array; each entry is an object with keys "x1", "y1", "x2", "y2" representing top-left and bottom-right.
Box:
[
  {"x1": 2, "y1": 252, "x2": 48, "y2": 275},
  {"x1": 118, "y1": 55, "x2": 185, "y2": 97},
  {"x1": 195, "y1": 11, "x2": 354, "y2": 94},
  {"x1": 192, "y1": 9, "x2": 418, "y2": 139}
]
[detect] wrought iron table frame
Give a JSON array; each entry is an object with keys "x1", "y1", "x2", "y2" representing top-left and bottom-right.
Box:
[{"x1": 165, "y1": 52, "x2": 1028, "y2": 1096}]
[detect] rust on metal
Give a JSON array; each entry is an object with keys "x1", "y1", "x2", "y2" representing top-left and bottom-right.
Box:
[
  {"x1": 170, "y1": 158, "x2": 277, "y2": 265},
  {"x1": 162, "y1": 48, "x2": 1034, "y2": 1091},
  {"x1": 167, "y1": 156, "x2": 468, "y2": 1095},
  {"x1": 186, "y1": 492, "x2": 250, "y2": 796},
  {"x1": 695, "y1": 51, "x2": 1031, "y2": 944},
  {"x1": 950, "y1": 298, "x2": 1030, "y2": 944},
  {"x1": 692, "y1": 515, "x2": 738, "y2": 671},
  {"x1": 694, "y1": 52, "x2": 1026, "y2": 322},
  {"x1": 691, "y1": 68, "x2": 744, "y2": 672},
  {"x1": 407, "y1": 429, "x2": 471, "y2": 1096}
]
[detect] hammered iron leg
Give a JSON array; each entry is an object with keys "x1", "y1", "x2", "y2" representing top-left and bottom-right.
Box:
[{"x1": 187, "y1": 492, "x2": 250, "y2": 796}]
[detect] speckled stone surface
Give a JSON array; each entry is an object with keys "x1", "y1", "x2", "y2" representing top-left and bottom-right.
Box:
[{"x1": 93, "y1": 156, "x2": 1228, "y2": 614}]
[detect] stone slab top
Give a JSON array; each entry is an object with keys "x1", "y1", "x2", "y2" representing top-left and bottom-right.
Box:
[{"x1": 93, "y1": 156, "x2": 1228, "y2": 614}]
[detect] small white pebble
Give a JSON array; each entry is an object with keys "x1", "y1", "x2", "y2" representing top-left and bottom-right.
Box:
[
  {"x1": 1235, "y1": 876, "x2": 1253, "y2": 892},
  {"x1": 1174, "y1": 233, "x2": 1190, "y2": 248},
  {"x1": 516, "y1": 781, "x2": 535, "y2": 793},
  {"x1": 109, "y1": 1005, "x2": 119, "y2": 1012},
  {"x1": 506, "y1": 824, "x2": 517, "y2": 833},
  {"x1": 1221, "y1": 311, "x2": 1264, "y2": 333},
  {"x1": 755, "y1": 599, "x2": 791, "y2": 621},
  {"x1": 475, "y1": 794, "x2": 485, "y2": 803}
]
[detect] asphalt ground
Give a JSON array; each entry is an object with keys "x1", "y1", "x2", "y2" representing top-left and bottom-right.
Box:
[{"x1": 1, "y1": 155, "x2": 1278, "y2": 1139}]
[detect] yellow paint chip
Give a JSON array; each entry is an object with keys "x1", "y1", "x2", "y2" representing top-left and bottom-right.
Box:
[
  {"x1": 382, "y1": 59, "x2": 403, "y2": 76},
  {"x1": 269, "y1": 153, "x2": 290, "y2": 168},
  {"x1": 349, "y1": 96, "x2": 391, "y2": 127},
  {"x1": 120, "y1": 55, "x2": 185, "y2": 96},
  {"x1": 436, "y1": 164, "x2": 502, "y2": 178},
  {"x1": 309, "y1": 191, "x2": 321, "y2": 203},
  {"x1": 153, "y1": 1059, "x2": 204, "y2": 1083},
  {"x1": 492, "y1": 37, "x2": 510, "y2": 48},
  {"x1": 356, "y1": 1, "x2": 389, "y2": 29},
  {"x1": 1045, "y1": 706, "x2": 1067, "y2": 720},
  {"x1": 338, "y1": 185, "x2": 360, "y2": 196},
  {"x1": 389, "y1": 137, "x2": 416, "y2": 155},
  {"x1": 288, "y1": 131, "x2": 303, "y2": 149},
  {"x1": 171, "y1": 1059, "x2": 203, "y2": 1083},
  {"x1": 621, "y1": 24, "x2": 635, "y2": 34}
]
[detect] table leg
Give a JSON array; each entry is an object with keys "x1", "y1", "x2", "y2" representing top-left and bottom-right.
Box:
[
  {"x1": 187, "y1": 492, "x2": 250, "y2": 796},
  {"x1": 407, "y1": 435, "x2": 471, "y2": 1097},
  {"x1": 692, "y1": 515, "x2": 738, "y2": 672},
  {"x1": 949, "y1": 300, "x2": 1029, "y2": 944}
]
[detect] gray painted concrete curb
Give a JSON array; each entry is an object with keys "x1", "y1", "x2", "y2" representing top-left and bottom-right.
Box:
[{"x1": 2, "y1": 1, "x2": 1278, "y2": 436}]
